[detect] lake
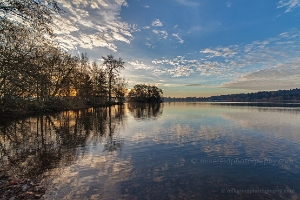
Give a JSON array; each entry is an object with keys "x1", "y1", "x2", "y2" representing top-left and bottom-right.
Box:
[{"x1": 1, "y1": 102, "x2": 300, "y2": 199}]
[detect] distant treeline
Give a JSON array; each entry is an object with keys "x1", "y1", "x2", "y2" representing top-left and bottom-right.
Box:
[{"x1": 164, "y1": 88, "x2": 300, "y2": 102}]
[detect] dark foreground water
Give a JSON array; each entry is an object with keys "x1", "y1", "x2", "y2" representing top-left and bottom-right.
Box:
[{"x1": 1, "y1": 102, "x2": 300, "y2": 199}]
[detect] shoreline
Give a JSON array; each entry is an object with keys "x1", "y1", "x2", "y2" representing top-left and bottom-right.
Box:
[
  {"x1": 0, "y1": 102, "x2": 124, "y2": 119},
  {"x1": 2, "y1": 101, "x2": 300, "y2": 119}
]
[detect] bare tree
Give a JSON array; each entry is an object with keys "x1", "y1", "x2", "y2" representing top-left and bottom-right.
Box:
[
  {"x1": 91, "y1": 61, "x2": 107, "y2": 104},
  {"x1": 102, "y1": 55, "x2": 125, "y2": 104},
  {"x1": 0, "y1": 0, "x2": 63, "y2": 35},
  {"x1": 112, "y1": 76, "x2": 127, "y2": 104}
]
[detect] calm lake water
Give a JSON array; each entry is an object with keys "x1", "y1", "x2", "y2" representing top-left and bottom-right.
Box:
[{"x1": 1, "y1": 102, "x2": 300, "y2": 199}]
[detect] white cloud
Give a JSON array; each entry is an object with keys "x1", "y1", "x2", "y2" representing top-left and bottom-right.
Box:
[
  {"x1": 220, "y1": 59, "x2": 300, "y2": 90},
  {"x1": 137, "y1": 29, "x2": 299, "y2": 80},
  {"x1": 227, "y1": 1, "x2": 232, "y2": 8},
  {"x1": 119, "y1": 22, "x2": 300, "y2": 89},
  {"x1": 162, "y1": 83, "x2": 205, "y2": 87},
  {"x1": 172, "y1": 33, "x2": 184, "y2": 44},
  {"x1": 200, "y1": 47, "x2": 237, "y2": 58},
  {"x1": 153, "y1": 69, "x2": 167, "y2": 76},
  {"x1": 146, "y1": 43, "x2": 156, "y2": 49},
  {"x1": 196, "y1": 29, "x2": 300, "y2": 77},
  {"x1": 151, "y1": 19, "x2": 163, "y2": 27},
  {"x1": 279, "y1": 32, "x2": 289, "y2": 38},
  {"x1": 174, "y1": 0, "x2": 200, "y2": 7},
  {"x1": 196, "y1": 61, "x2": 227, "y2": 76},
  {"x1": 150, "y1": 29, "x2": 300, "y2": 80},
  {"x1": 152, "y1": 56, "x2": 227, "y2": 77},
  {"x1": 128, "y1": 60, "x2": 153, "y2": 70},
  {"x1": 53, "y1": 31, "x2": 117, "y2": 52},
  {"x1": 152, "y1": 30, "x2": 168, "y2": 39},
  {"x1": 275, "y1": 41, "x2": 295, "y2": 45},
  {"x1": 277, "y1": 0, "x2": 300, "y2": 13},
  {"x1": 184, "y1": 84, "x2": 205, "y2": 86},
  {"x1": 129, "y1": 57, "x2": 203, "y2": 78},
  {"x1": 53, "y1": 0, "x2": 134, "y2": 52},
  {"x1": 130, "y1": 24, "x2": 141, "y2": 32},
  {"x1": 167, "y1": 66, "x2": 195, "y2": 77}
]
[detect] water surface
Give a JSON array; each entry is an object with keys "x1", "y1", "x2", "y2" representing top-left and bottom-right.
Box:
[{"x1": 1, "y1": 102, "x2": 300, "y2": 199}]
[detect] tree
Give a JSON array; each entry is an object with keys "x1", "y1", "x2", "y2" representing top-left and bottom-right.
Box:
[
  {"x1": 102, "y1": 55, "x2": 125, "y2": 104},
  {"x1": 90, "y1": 61, "x2": 107, "y2": 104},
  {"x1": 0, "y1": 0, "x2": 133, "y2": 112},
  {"x1": 0, "y1": 0, "x2": 66, "y2": 112},
  {"x1": 0, "y1": 19, "x2": 55, "y2": 99},
  {"x1": 128, "y1": 84, "x2": 163, "y2": 103},
  {"x1": 0, "y1": 0, "x2": 63, "y2": 35},
  {"x1": 112, "y1": 76, "x2": 127, "y2": 104}
]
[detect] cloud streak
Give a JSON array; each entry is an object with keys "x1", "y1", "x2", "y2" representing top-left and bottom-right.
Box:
[
  {"x1": 161, "y1": 83, "x2": 205, "y2": 87},
  {"x1": 220, "y1": 59, "x2": 300, "y2": 90},
  {"x1": 277, "y1": 0, "x2": 300, "y2": 13},
  {"x1": 53, "y1": 0, "x2": 134, "y2": 52},
  {"x1": 174, "y1": 0, "x2": 200, "y2": 7},
  {"x1": 148, "y1": 29, "x2": 300, "y2": 82},
  {"x1": 172, "y1": 33, "x2": 184, "y2": 44},
  {"x1": 128, "y1": 60, "x2": 153, "y2": 70},
  {"x1": 152, "y1": 30, "x2": 168, "y2": 39},
  {"x1": 227, "y1": 2, "x2": 232, "y2": 8},
  {"x1": 152, "y1": 19, "x2": 163, "y2": 27},
  {"x1": 200, "y1": 47, "x2": 237, "y2": 58}
]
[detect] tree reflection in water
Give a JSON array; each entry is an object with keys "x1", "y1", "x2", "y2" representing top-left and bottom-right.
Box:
[
  {"x1": 0, "y1": 105, "x2": 125, "y2": 180},
  {"x1": 128, "y1": 102, "x2": 163, "y2": 119},
  {"x1": 103, "y1": 106, "x2": 125, "y2": 152}
]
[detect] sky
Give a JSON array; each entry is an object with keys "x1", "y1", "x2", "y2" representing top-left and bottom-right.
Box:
[{"x1": 52, "y1": 0, "x2": 300, "y2": 97}]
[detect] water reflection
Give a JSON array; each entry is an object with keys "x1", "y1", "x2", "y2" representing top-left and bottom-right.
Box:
[
  {"x1": 210, "y1": 102, "x2": 300, "y2": 107},
  {"x1": 127, "y1": 103, "x2": 163, "y2": 120},
  {"x1": 1, "y1": 103, "x2": 300, "y2": 199},
  {"x1": 0, "y1": 106, "x2": 125, "y2": 179},
  {"x1": 123, "y1": 103, "x2": 300, "y2": 199},
  {"x1": 104, "y1": 106, "x2": 125, "y2": 152}
]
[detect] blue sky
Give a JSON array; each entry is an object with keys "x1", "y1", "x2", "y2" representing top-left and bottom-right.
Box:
[{"x1": 53, "y1": 0, "x2": 300, "y2": 97}]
